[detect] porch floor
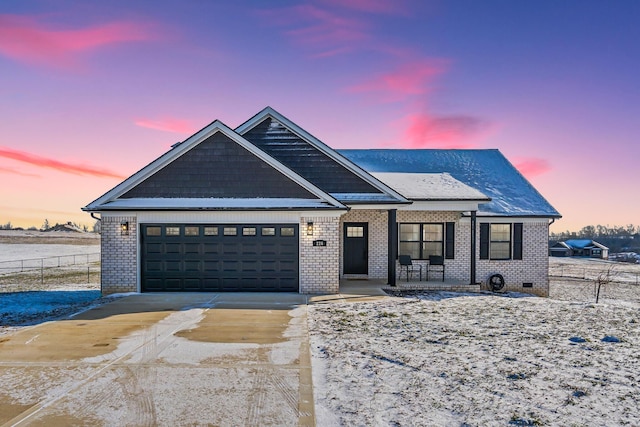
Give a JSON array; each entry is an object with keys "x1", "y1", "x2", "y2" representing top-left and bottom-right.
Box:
[{"x1": 339, "y1": 278, "x2": 482, "y2": 294}]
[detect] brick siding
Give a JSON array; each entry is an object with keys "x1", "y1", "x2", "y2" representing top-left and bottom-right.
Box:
[
  {"x1": 474, "y1": 219, "x2": 550, "y2": 297},
  {"x1": 100, "y1": 215, "x2": 137, "y2": 295},
  {"x1": 299, "y1": 216, "x2": 341, "y2": 293}
]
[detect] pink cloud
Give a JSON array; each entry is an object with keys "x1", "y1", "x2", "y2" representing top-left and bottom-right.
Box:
[
  {"x1": 0, "y1": 146, "x2": 124, "y2": 179},
  {"x1": 347, "y1": 60, "x2": 448, "y2": 102},
  {"x1": 0, "y1": 14, "x2": 158, "y2": 68},
  {"x1": 319, "y1": 0, "x2": 408, "y2": 15},
  {"x1": 401, "y1": 113, "x2": 490, "y2": 148},
  {"x1": 514, "y1": 157, "x2": 552, "y2": 178},
  {"x1": 134, "y1": 118, "x2": 195, "y2": 134}
]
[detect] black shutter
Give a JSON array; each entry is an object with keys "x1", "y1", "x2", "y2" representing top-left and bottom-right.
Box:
[
  {"x1": 513, "y1": 223, "x2": 523, "y2": 260},
  {"x1": 445, "y1": 222, "x2": 455, "y2": 259},
  {"x1": 480, "y1": 223, "x2": 489, "y2": 260}
]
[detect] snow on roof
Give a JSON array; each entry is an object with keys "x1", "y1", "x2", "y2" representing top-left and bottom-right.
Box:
[
  {"x1": 339, "y1": 149, "x2": 561, "y2": 217},
  {"x1": 370, "y1": 172, "x2": 490, "y2": 201},
  {"x1": 564, "y1": 239, "x2": 609, "y2": 250},
  {"x1": 328, "y1": 193, "x2": 407, "y2": 203},
  {"x1": 100, "y1": 198, "x2": 343, "y2": 210}
]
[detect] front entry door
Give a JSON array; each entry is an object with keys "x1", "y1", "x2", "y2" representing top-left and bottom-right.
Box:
[{"x1": 343, "y1": 223, "x2": 368, "y2": 274}]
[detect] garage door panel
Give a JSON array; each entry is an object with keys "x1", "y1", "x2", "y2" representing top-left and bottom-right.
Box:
[
  {"x1": 202, "y1": 279, "x2": 221, "y2": 291},
  {"x1": 145, "y1": 260, "x2": 163, "y2": 272},
  {"x1": 165, "y1": 243, "x2": 181, "y2": 254},
  {"x1": 183, "y1": 243, "x2": 201, "y2": 255},
  {"x1": 183, "y1": 278, "x2": 201, "y2": 290},
  {"x1": 164, "y1": 278, "x2": 182, "y2": 291},
  {"x1": 203, "y1": 261, "x2": 221, "y2": 272},
  {"x1": 141, "y1": 223, "x2": 299, "y2": 292},
  {"x1": 241, "y1": 260, "x2": 259, "y2": 273},
  {"x1": 144, "y1": 278, "x2": 164, "y2": 291},
  {"x1": 184, "y1": 260, "x2": 201, "y2": 272},
  {"x1": 165, "y1": 261, "x2": 181, "y2": 272},
  {"x1": 203, "y1": 243, "x2": 221, "y2": 255},
  {"x1": 261, "y1": 260, "x2": 276, "y2": 272},
  {"x1": 146, "y1": 243, "x2": 163, "y2": 254}
]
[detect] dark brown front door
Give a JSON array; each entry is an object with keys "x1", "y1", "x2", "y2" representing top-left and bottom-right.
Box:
[{"x1": 343, "y1": 223, "x2": 368, "y2": 274}]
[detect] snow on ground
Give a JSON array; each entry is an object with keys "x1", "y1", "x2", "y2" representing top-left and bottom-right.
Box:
[
  {"x1": 0, "y1": 243, "x2": 99, "y2": 264},
  {"x1": 309, "y1": 290, "x2": 640, "y2": 426},
  {"x1": 0, "y1": 289, "x2": 105, "y2": 335}
]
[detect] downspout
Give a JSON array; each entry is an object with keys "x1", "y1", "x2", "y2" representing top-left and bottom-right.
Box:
[
  {"x1": 470, "y1": 211, "x2": 477, "y2": 286},
  {"x1": 387, "y1": 209, "x2": 397, "y2": 286},
  {"x1": 90, "y1": 212, "x2": 101, "y2": 222}
]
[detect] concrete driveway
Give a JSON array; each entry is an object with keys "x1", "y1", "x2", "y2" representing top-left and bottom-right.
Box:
[{"x1": 0, "y1": 293, "x2": 314, "y2": 426}]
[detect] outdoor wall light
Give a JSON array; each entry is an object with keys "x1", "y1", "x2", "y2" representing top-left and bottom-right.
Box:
[
  {"x1": 306, "y1": 221, "x2": 314, "y2": 236},
  {"x1": 120, "y1": 221, "x2": 130, "y2": 236}
]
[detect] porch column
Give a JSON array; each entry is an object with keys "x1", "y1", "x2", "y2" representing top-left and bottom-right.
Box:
[
  {"x1": 387, "y1": 209, "x2": 397, "y2": 286},
  {"x1": 470, "y1": 210, "x2": 477, "y2": 286}
]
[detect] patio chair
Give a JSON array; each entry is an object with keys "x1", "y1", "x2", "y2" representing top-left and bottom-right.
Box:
[
  {"x1": 399, "y1": 255, "x2": 422, "y2": 282},
  {"x1": 428, "y1": 255, "x2": 445, "y2": 281}
]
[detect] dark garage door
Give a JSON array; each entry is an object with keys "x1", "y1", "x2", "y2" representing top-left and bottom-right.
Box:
[{"x1": 141, "y1": 224, "x2": 299, "y2": 292}]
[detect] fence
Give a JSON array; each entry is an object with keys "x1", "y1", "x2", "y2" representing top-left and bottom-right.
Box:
[
  {"x1": 549, "y1": 263, "x2": 640, "y2": 285},
  {"x1": 0, "y1": 253, "x2": 100, "y2": 292},
  {"x1": 549, "y1": 262, "x2": 640, "y2": 304}
]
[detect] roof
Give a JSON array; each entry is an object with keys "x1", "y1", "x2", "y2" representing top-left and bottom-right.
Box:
[
  {"x1": 371, "y1": 172, "x2": 490, "y2": 201},
  {"x1": 339, "y1": 149, "x2": 561, "y2": 218},
  {"x1": 564, "y1": 239, "x2": 609, "y2": 250}
]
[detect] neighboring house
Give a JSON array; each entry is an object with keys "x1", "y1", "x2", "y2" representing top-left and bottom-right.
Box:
[
  {"x1": 83, "y1": 107, "x2": 561, "y2": 297},
  {"x1": 550, "y1": 239, "x2": 609, "y2": 259}
]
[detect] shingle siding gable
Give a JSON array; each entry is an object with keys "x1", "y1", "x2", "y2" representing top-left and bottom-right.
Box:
[
  {"x1": 120, "y1": 132, "x2": 316, "y2": 199},
  {"x1": 242, "y1": 118, "x2": 382, "y2": 194}
]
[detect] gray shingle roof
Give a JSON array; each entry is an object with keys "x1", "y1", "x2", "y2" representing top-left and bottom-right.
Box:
[{"x1": 339, "y1": 149, "x2": 561, "y2": 217}]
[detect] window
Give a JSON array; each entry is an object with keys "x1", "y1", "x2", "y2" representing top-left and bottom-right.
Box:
[
  {"x1": 346, "y1": 226, "x2": 364, "y2": 238},
  {"x1": 204, "y1": 227, "x2": 218, "y2": 236},
  {"x1": 261, "y1": 227, "x2": 275, "y2": 236},
  {"x1": 480, "y1": 223, "x2": 523, "y2": 260},
  {"x1": 223, "y1": 227, "x2": 237, "y2": 236},
  {"x1": 281, "y1": 227, "x2": 295, "y2": 237},
  {"x1": 166, "y1": 226, "x2": 180, "y2": 236},
  {"x1": 399, "y1": 223, "x2": 443, "y2": 260},
  {"x1": 185, "y1": 226, "x2": 199, "y2": 236},
  {"x1": 242, "y1": 227, "x2": 256, "y2": 236},
  {"x1": 146, "y1": 226, "x2": 161, "y2": 236},
  {"x1": 490, "y1": 224, "x2": 511, "y2": 260}
]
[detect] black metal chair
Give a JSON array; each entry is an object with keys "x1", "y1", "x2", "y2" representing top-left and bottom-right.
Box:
[
  {"x1": 428, "y1": 255, "x2": 445, "y2": 281},
  {"x1": 399, "y1": 255, "x2": 422, "y2": 282}
]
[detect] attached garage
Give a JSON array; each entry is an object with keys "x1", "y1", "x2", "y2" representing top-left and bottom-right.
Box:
[{"x1": 141, "y1": 224, "x2": 299, "y2": 292}]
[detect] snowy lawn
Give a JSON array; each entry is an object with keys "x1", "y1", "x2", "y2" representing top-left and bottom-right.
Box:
[
  {"x1": 309, "y1": 292, "x2": 640, "y2": 426},
  {"x1": 0, "y1": 290, "x2": 104, "y2": 335}
]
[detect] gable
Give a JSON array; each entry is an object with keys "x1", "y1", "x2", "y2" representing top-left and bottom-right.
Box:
[
  {"x1": 120, "y1": 131, "x2": 317, "y2": 199},
  {"x1": 241, "y1": 117, "x2": 387, "y2": 195},
  {"x1": 84, "y1": 120, "x2": 346, "y2": 212}
]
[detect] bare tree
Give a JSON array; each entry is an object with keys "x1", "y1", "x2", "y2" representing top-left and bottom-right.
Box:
[{"x1": 595, "y1": 266, "x2": 617, "y2": 304}]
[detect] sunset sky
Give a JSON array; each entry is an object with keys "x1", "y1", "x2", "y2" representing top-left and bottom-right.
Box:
[{"x1": 1, "y1": 0, "x2": 638, "y2": 233}]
